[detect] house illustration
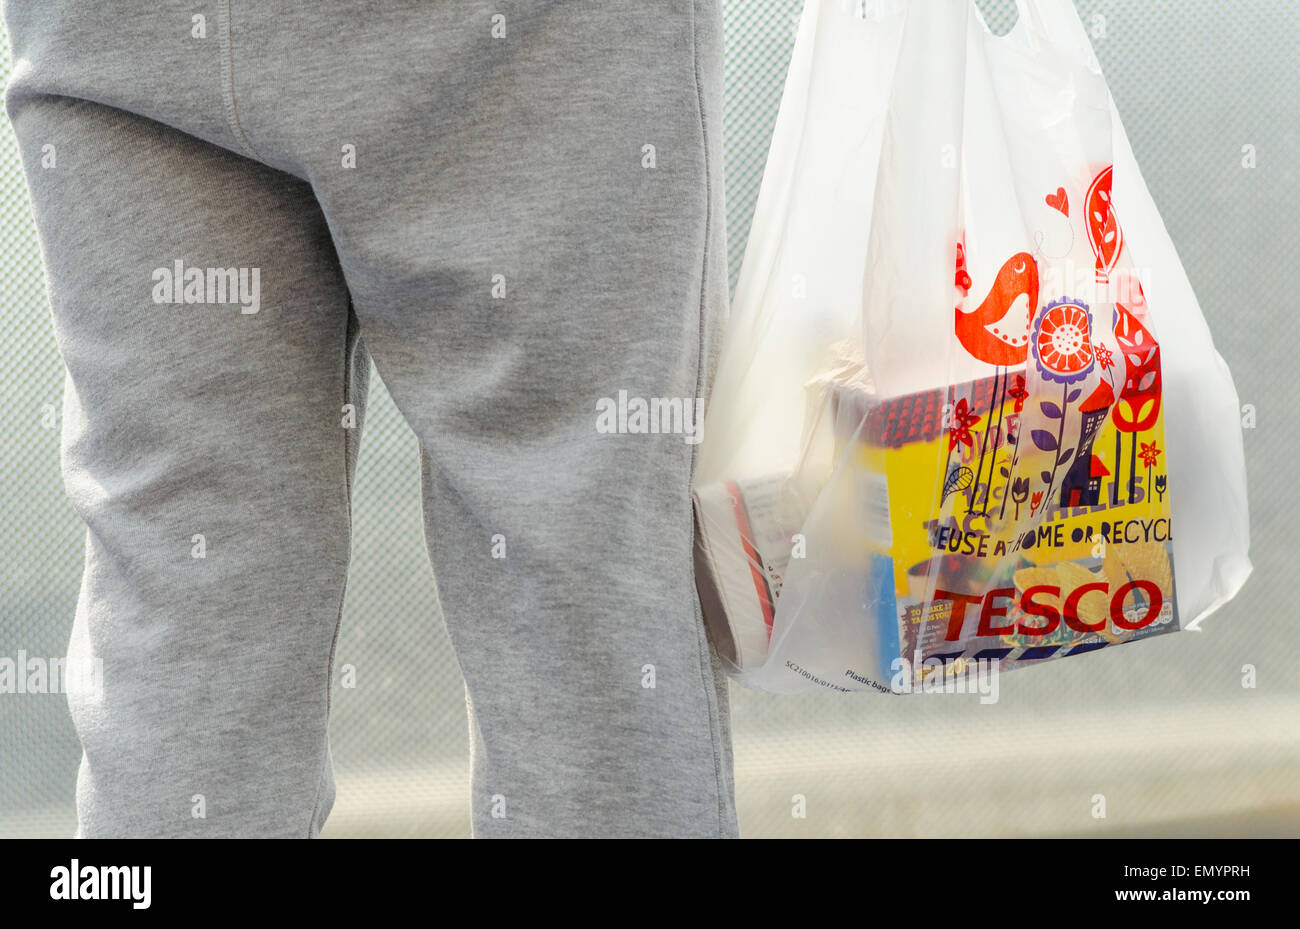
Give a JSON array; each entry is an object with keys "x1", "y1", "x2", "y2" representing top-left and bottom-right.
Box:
[{"x1": 1059, "y1": 381, "x2": 1115, "y2": 508}]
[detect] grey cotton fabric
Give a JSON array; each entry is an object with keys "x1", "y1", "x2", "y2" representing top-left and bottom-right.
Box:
[{"x1": 2, "y1": 0, "x2": 737, "y2": 838}]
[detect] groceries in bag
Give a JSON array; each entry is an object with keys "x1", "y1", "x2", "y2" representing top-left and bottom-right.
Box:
[{"x1": 694, "y1": 0, "x2": 1249, "y2": 693}]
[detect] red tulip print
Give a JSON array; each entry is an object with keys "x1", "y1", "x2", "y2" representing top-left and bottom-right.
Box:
[{"x1": 1111, "y1": 301, "x2": 1163, "y2": 502}]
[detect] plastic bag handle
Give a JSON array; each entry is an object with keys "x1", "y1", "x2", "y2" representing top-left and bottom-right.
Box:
[
  {"x1": 1014, "y1": 0, "x2": 1099, "y2": 61},
  {"x1": 838, "y1": 0, "x2": 900, "y2": 22},
  {"x1": 1013, "y1": 0, "x2": 1051, "y2": 46}
]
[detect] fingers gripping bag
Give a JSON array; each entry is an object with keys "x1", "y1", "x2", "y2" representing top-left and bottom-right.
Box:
[{"x1": 693, "y1": 0, "x2": 1251, "y2": 693}]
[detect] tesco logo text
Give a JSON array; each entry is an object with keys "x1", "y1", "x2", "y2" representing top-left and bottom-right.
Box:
[{"x1": 936, "y1": 580, "x2": 1163, "y2": 641}]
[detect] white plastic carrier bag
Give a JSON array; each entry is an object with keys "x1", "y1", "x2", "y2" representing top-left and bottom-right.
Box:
[{"x1": 693, "y1": 0, "x2": 1251, "y2": 693}]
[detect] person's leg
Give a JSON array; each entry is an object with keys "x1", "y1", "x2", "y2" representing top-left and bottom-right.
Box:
[
  {"x1": 5, "y1": 89, "x2": 366, "y2": 836},
  {"x1": 248, "y1": 0, "x2": 737, "y2": 837}
]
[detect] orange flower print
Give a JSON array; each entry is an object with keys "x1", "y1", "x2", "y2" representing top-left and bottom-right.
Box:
[{"x1": 1032, "y1": 299, "x2": 1095, "y2": 385}]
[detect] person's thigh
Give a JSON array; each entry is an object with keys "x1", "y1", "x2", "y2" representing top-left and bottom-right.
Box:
[
  {"x1": 6, "y1": 90, "x2": 366, "y2": 836},
  {"x1": 253, "y1": 1, "x2": 736, "y2": 836}
]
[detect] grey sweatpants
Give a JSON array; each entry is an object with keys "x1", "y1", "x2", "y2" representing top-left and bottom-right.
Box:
[{"x1": 3, "y1": 0, "x2": 736, "y2": 838}]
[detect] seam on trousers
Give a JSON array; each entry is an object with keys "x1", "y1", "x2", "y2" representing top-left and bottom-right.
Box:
[
  {"x1": 306, "y1": 303, "x2": 360, "y2": 837},
  {"x1": 687, "y1": 0, "x2": 728, "y2": 839},
  {"x1": 216, "y1": 0, "x2": 263, "y2": 161}
]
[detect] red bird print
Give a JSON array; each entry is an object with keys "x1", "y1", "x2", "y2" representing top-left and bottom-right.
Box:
[{"x1": 954, "y1": 251, "x2": 1039, "y2": 366}]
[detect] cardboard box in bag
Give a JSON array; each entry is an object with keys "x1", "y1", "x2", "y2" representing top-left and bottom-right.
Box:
[{"x1": 834, "y1": 363, "x2": 1180, "y2": 685}]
